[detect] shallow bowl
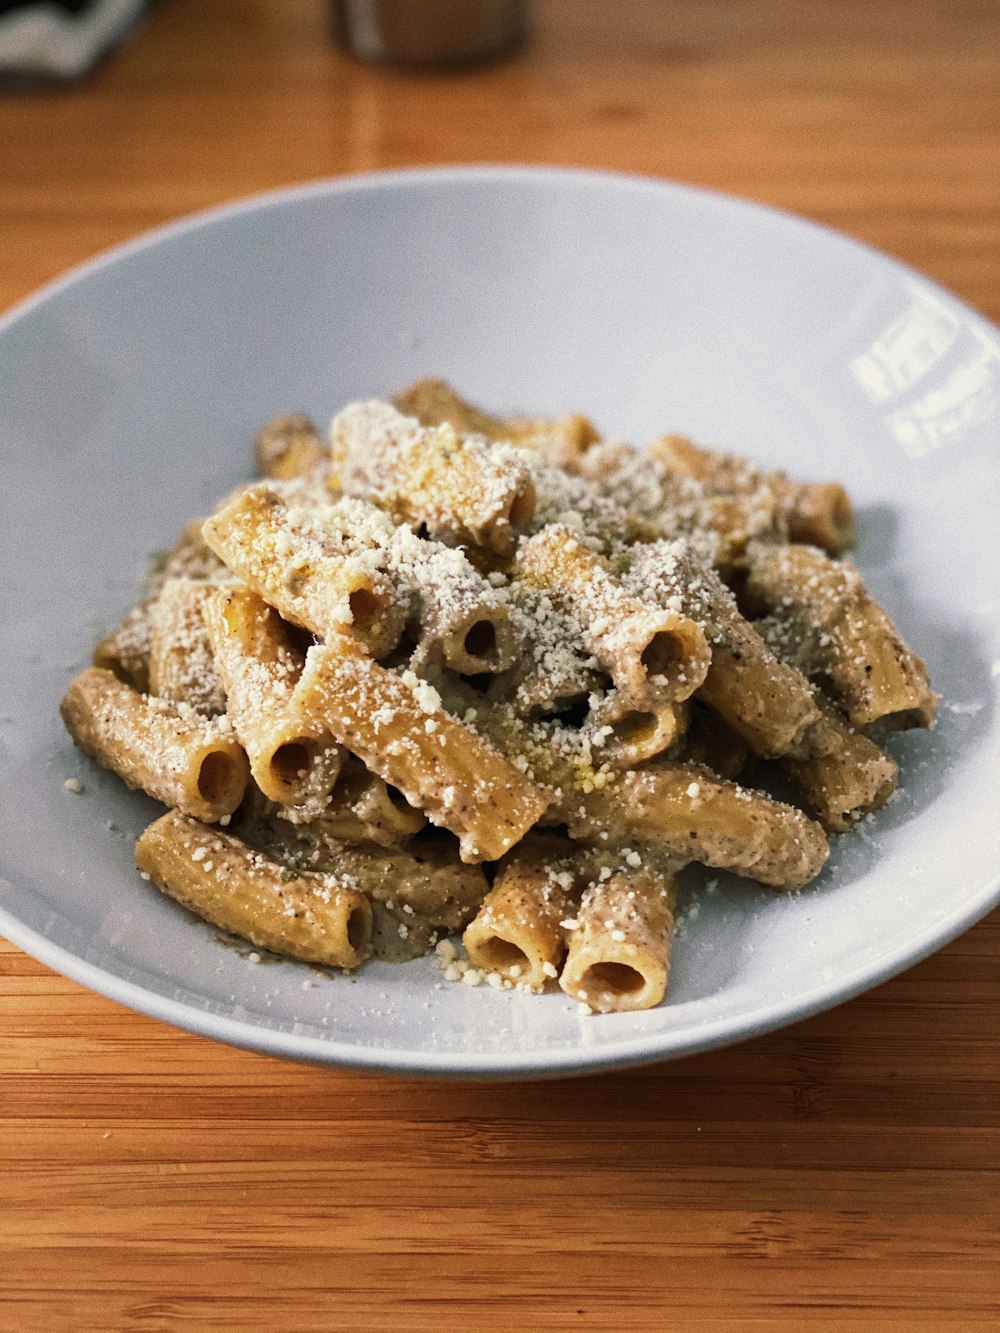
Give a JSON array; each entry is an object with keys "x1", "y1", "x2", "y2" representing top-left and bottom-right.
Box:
[{"x1": 2, "y1": 166, "x2": 998, "y2": 1076}]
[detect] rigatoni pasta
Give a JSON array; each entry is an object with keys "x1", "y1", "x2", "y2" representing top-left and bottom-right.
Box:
[
  {"x1": 61, "y1": 379, "x2": 935, "y2": 1013},
  {"x1": 648, "y1": 432, "x2": 855, "y2": 556},
  {"x1": 562, "y1": 763, "x2": 830, "y2": 891},
  {"x1": 332, "y1": 399, "x2": 537, "y2": 556},
  {"x1": 61, "y1": 667, "x2": 249, "y2": 822},
  {"x1": 137, "y1": 810, "x2": 373, "y2": 969},
  {"x1": 395, "y1": 376, "x2": 600, "y2": 473},
  {"x1": 463, "y1": 835, "x2": 579, "y2": 987},
  {"x1": 291, "y1": 641, "x2": 549, "y2": 863},
  {"x1": 559, "y1": 853, "x2": 680, "y2": 1014},
  {"x1": 780, "y1": 693, "x2": 899, "y2": 833},
  {"x1": 584, "y1": 689, "x2": 686, "y2": 769},
  {"x1": 255, "y1": 411, "x2": 326, "y2": 482},
  {"x1": 148, "y1": 577, "x2": 227, "y2": 717},
  {"x1": 202, "y1": 484, "x2": 404, "y2": 654},
  {"x1": 515, "y1": 523, "x2": 710, "y2": 706},
  {"x1": 203, "y1": 585, "x2": 344, "y2": 813},
  {"x1": 626, "y1": 540, "x2": 823, "y2": 757},
  {"x1": 743, "y1": 541, "x2": 937, "y2": 730}
]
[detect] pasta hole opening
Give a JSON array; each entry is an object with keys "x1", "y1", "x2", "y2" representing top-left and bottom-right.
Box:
[
  {"x1": 549, "y1": 696, "x2": 589, "y2": 728},
  {"x1": 610, "y1": 711, "x2": 659, "y2": 746},
  {"x1": 348, "y1": 587, "x2": 381, "y2": 629},
  {"x1": 197, "y1": 751, "x2": 238, "y2": 805},
  {"x1": 475, "y1": 936, "x2": 531, "y2": 976},
  {"x1": 460, "y1": 672, "x2": 493, "y2": 694},
  {"x1": 641, "y1": 631, "x2": 681, "y2": 680},
  {"x1": 385, "y1": 784, "x2": 417, "y2": 814},
  {"x1": 880, "y1": 703, "x2": 933, "y2": 732},
  {"x1": 727, "y1": 568, "x2": 751, "y2": 614},
  {"x1": 328, "y1": 758, "x2": 361, "y2": 803},
  {"x1": 583, "y1": 961, "x2": 645, "y2": 997},
  {"x1": 463, "y1": 620, "x2": 497, "y2": 661},
  {"x1": 271, "y1": 740, "x2": 311, "y2": 786},
  {"x1": 347, "y1": 906, "x2": 371, "y2": 953},
  {"x1": 506, "y1": 482, "x2": 536, "y2": 530},
  {"x1": 284, "y1": 621, "x2": 320, "y2": 657}
]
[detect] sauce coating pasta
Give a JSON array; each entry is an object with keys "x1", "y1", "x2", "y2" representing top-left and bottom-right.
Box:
[{"x1": 61, "y1": 380, "x2": 935, "y2": 1013}]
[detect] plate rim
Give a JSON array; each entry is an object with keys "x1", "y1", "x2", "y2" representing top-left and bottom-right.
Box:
[
  {"x1": 4, "y1": 161, "x2": 998, "y2": 342},
  {"x1": 2, "y1": 163, "x2": 998, "y2": 1078},
  {"x1": 2, "y1": 878, "x2": 998, "y2": 1078}
]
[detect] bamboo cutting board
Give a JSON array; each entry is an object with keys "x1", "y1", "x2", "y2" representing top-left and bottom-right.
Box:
[{"x1": 1, "y1": 2, "x2": 998, "y2": 1327}]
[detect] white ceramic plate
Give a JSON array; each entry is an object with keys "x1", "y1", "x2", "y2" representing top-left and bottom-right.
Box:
[{"x1": 2, "y1": 167, "x2": 998, "y2": 1078}]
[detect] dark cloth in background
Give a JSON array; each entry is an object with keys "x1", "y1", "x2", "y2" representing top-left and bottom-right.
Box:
[{"x1": 0, "y1": 0, "x2": 149, "y2": 83}]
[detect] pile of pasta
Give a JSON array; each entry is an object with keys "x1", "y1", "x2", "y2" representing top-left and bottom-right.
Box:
[{"x1": 61, "y1": 379, "x2": 937, "y2": 1012}]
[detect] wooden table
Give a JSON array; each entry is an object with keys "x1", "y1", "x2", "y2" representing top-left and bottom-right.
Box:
[{"x1": 2, "y1": 3, "x2": 998, "y2": 1327}]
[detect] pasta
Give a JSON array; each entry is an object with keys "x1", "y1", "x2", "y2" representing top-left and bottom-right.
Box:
[
  {"x1": 202, "y1": 484, "x2": 405, "y2": 657},
  {"x1": 93, "y1": 516, "x2": 228, "y2": 692},
  {"x1": 649, "y1": 433, "x2": 855, "y2": 555},
  {"x1": 626, "y1": 540, "x2": 823, "y2": 757},
  {"x1": 61, "y1": 379, "x2": 935, "y2": 1013},
  {"x1": 93, "y1": 600, "x2": 153, "y2": 694},
  {"x1": 148, "y1": 577, "x2": 227, "y2": 717},
  {"x1": 291, "y1": 641, "x2": 549, "y2": 863},
  {"x1": 203, "y1": 585, "x2": 344, "y2": 813},
  {"x1": 332, "y1": 399, "x2": 537, "y2": 556},
  {"x1": 578, "y1": 438, "x2": 786, "y2": 569},
  {"x1": 562, "y1": 764, "x2": 828, "y2": 891},
  {"x1": 583, "y1": 689, "x2": 686, "y2": 769},
  {"x1": 395, "y1": 377, "x2": 600, "y2": 473},
  {"x1": 137, "y1": 810, "x2": 373, "y2": 969},
  {"x1": 781, "y1": 693, "x2": 899, "y2": 833},
  {"x1": 515, "y1": 523, "x2": 711, "y2": 706},
  {"x1": 463, "y1": 834, "x2": 579, "y2": 987},
  {"x1": 255, "y1": 411, "x2": 327, "y2": 482},
  {"x1": 61, "y1": 667, "x2": 249, "y2": 822},
  {"x1": 237, "y1": 795, "x2": 486, "y2": 961},
  {"x1": 328, "y1": 759, "x2": 428, "y2": 846},
  {"x1": 743, "y1": 542, "x2": 937, "y2": 729},
  {"x1": 559, "y1": 853, "x2": 680, "y2": 1013}
]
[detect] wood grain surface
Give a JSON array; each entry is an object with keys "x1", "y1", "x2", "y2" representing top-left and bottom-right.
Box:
[{"x1": 1, "y1": 2, "x2": 998, "y2": 1328}]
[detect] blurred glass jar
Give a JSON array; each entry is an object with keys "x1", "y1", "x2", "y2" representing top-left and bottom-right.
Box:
[{"x1": 332, "y1": 0, "x2": 529, "y2": 66}]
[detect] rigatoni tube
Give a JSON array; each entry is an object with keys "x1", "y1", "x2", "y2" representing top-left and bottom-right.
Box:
[
  {"x1": 585, "y1": 690, "x2": 686, "y2": 768},
  {"x1": 136, "y1": 811, "x2": 372, "y2": 969},
  {"x1": 147, "y1": 577, "x2": 226, "y2": 717},
  {"x1": 626, "y1": 540, "x2": 821, "y2": 757},
  {"x1": 562, "y1": 764, "x2": 829, "y2": 892},
  {"x1": 516, "y1": 523, "x2": 710, "y2": 707},
  {"x1": 648, "y1": 433, "x2": 854, "y2": 555},
  {"x1": 332, "y1": 399, "x2": 536, "y2": 556},
  {"x1": 291, "y1": 642, "x2": 550, "y2": 862},
  {"x1": 202, "y1": 484, "x2": 402, "y2": 655},
  {"x1": 60, "y1": 667, "x2": 248, "y2": 822},
  {"x1": 254, "y1": 412, "x2": 326, "y2": 481},
  {"x1": 463, "y1": 835, "x2": 579, "y2": 987},
  {"x1": 204, "y1": 585, "x2": 343, "y2": 813},
  {"x1": 560, "y1": 857, "x2": 679, "y2": 1013},
  {"x1": 782, "y1": 695, "x2": 898, "y2": 833},
  {"x1": 744, "y1": 542, "x2": 936, "y2": 730}
]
